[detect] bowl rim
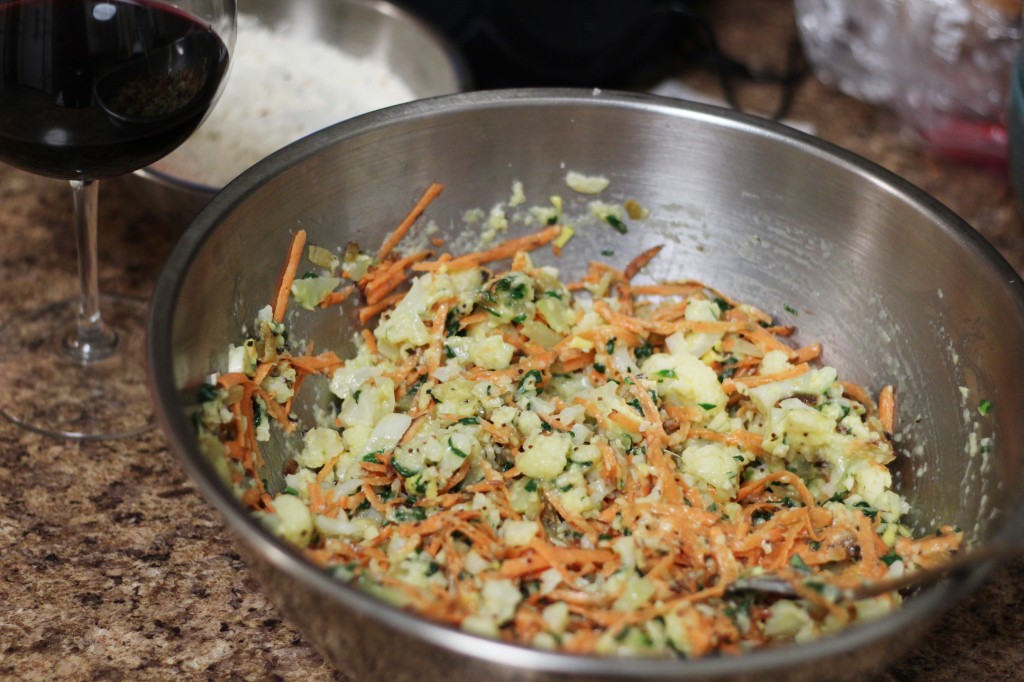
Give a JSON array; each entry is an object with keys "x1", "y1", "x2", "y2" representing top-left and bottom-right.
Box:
[
  {"x1": 134, "y1": 0, "x2": 472, "y2": 197},
  {"x1": 148, "y1": 87, "x2": 1023, "y2": 678}
]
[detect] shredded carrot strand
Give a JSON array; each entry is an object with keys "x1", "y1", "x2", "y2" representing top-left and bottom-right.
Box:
[
  {"x1": 273, "y1": 229, "x2": 307, "y2": 323},
  {"x1": 879, "y1": 384, "x2": 895, "y2": 433},
  {"x1": 413, "y1": 225, "x2": 562, "y2": 272},
  {"x1": 376, "y1": 182, "x2": 444, "y2": 262}
]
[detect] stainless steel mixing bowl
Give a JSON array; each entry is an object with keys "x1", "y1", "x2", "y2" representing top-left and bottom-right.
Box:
[{"x1": 148, "y1": 89, "x2": 1024, "y2": 681}]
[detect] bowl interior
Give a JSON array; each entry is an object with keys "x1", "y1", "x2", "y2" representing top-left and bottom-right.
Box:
[{"x1": 151, "y1": 90, "x2": 1024, "y2": 679}]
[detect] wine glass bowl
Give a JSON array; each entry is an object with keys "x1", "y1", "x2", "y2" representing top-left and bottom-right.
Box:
[
  {"x1": 96, "y1": 30, "x2": 227, "y2": 129},
  {"x1": 0, "y1": 0, "x2": 236, "y2": 439}
]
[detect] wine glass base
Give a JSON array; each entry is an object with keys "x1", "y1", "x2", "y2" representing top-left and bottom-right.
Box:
[{"x1": 0, "y1": 295, "x2": 153, "y2": 440}]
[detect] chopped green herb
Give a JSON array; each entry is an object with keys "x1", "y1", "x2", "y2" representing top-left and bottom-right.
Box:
[
  {"x1": 457, "y1": 416, "x2": 480, "y2": 425},
  {"x1": 783, "y1": 303, "x2": 798, "y2": 315},
  {"x1": 655, "y1": 369, "x2": 677, "y2": 379},
  {"x1": 978, "y1": 399, "x2": 993, "y2": 416},
  {"x1": 518, "y1": 369, "x2": 544, "y2": 392},
  {"x1": 593, "y1": 363, "x2": 606, "y2": 374},
  {"x1": 789, "y1": 554, "x2": 811, "y2": 572},
  {"x1": 393, "y1": 506, "x2": 428, "y2": 523},
  {"x1": 391, "y1": 459, "x2": 418, "y2": 478},
  {"x1": 197, "y1": 384, "x2": 219, "y2": 403},
  {"x1": 605, "y1": 214, "x2": 628, "y2": 234},
  {"x1": 853, "y1": 501, "x2": 878, "y2": 520},
  {"x1": 601, "y1": 249, "x2": 615, "y2": 257},
  {"x1": 699, "y1": 402, "x2": 717, "y2": 410},
  {"x1": 444, "y1": 308, "x2": 463, "y2": 337},
  {"x1": 634, "y1": 340, "x2": 653, "y2": 360},
  {"x1": 282, "y1": 486, "x2": 300, "y2": 496},
  {"x1": 448, "y1": 437, "x2": 468, "y2": 458},
  {"x1": 881, "y1": 550, "x2": 901, "y2": 566}
]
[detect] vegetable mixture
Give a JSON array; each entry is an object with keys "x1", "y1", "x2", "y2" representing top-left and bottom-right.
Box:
[{"x1": 195, "y1": 181, "x2": 961, "y2": 657}]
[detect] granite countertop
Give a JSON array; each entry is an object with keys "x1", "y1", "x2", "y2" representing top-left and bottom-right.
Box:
[{"x1": 2, "y1": 2, "x2": 1023, "y2": 680}]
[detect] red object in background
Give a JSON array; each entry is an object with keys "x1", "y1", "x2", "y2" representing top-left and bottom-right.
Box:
[{"x1": 917, "y1": 116, "x2": 1010, "y2": 170}]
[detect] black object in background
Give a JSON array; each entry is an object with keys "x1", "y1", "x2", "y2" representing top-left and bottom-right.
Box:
[
  {"x1": 394, "y1": 0, "x2": 807, "y2": 120},
  {"x1": 394, "y1": 0, "x2": 698, "y2": 88}
]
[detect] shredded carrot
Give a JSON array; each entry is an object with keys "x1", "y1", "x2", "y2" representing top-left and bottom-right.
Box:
[
  {"x1": 319, "y1": 285, "x2": 355, "y2": 309},
  {"x1": 728, "y1": 363, "x2": 810, "y2": 390},
  {"x1": 361, "y1": 328, "x2": 379, "y2": 355},
  {"x1": 376, "y1": 182, "x2": 444, "y2": 262},
  {"x1": 363, "y1": 250, "x2": 433, "y2": 305},
  {"x1": 840, "y1": 381, "x2": 876, "y2": 409},
  {"x1": 358, "y1": 291, "x2": 404, "y2": 325},
  {"x1": 738, "y1": 470, "x2": 816, "y2": 509},
  {"x1": 792, "y1": 342, "x2": 822, "y2": 364},
  {"x1": 623, "y1": 245, "x2": 664, "y2": 280},
  {"x1": 399, "y1": 414, "x2": 428, "y2": 445},
  {"x1": 879, "y1": 384, "x2": 895, "y2": 433},
  {"x1": 272, "y1": 229, "x2": 307, "y2": 323},
  {"x1": 412, "y1": 225, "x2": 562, "y2": 272}
]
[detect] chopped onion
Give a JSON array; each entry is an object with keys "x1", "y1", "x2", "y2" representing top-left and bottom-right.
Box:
[{"x1": 360, "y1": 413, "x2": 412, "y2": 456}]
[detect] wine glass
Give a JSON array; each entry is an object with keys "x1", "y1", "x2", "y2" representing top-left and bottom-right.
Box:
[{"x1": 0, "y1": 0, "x2": 236, "y2": 439}]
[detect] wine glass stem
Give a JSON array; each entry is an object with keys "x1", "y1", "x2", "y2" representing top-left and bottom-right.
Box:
[{"x1": 64, "y1": 179, "x2": 118, "y2": 363}]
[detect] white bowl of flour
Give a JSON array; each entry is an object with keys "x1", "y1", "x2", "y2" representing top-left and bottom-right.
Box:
[{"x1": 133, "y1": 0, "x2": 468, "y2": 225}]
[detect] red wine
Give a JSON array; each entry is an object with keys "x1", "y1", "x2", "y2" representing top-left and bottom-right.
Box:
[{"x1": 0, "y1": 0, "x2": 229, "y2": 179}]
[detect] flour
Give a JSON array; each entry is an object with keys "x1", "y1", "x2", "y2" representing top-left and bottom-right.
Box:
[{"x1": 151, "y1": 14, "x2": 416, "y2": 188}]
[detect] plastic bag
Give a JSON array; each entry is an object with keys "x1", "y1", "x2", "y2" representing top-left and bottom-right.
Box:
[{"x1": 795, "y1": 0, "x2": 1022, "y2": 162}]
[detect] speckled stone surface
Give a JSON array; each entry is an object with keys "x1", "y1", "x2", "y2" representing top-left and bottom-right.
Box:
[{"x1": 2, "y1": 2, "x2": 1024, "y2": 680}]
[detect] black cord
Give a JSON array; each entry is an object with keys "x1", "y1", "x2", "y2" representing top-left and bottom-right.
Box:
[{"x1": 655, "y1": 1, "x2": 810, "y2": 120}]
